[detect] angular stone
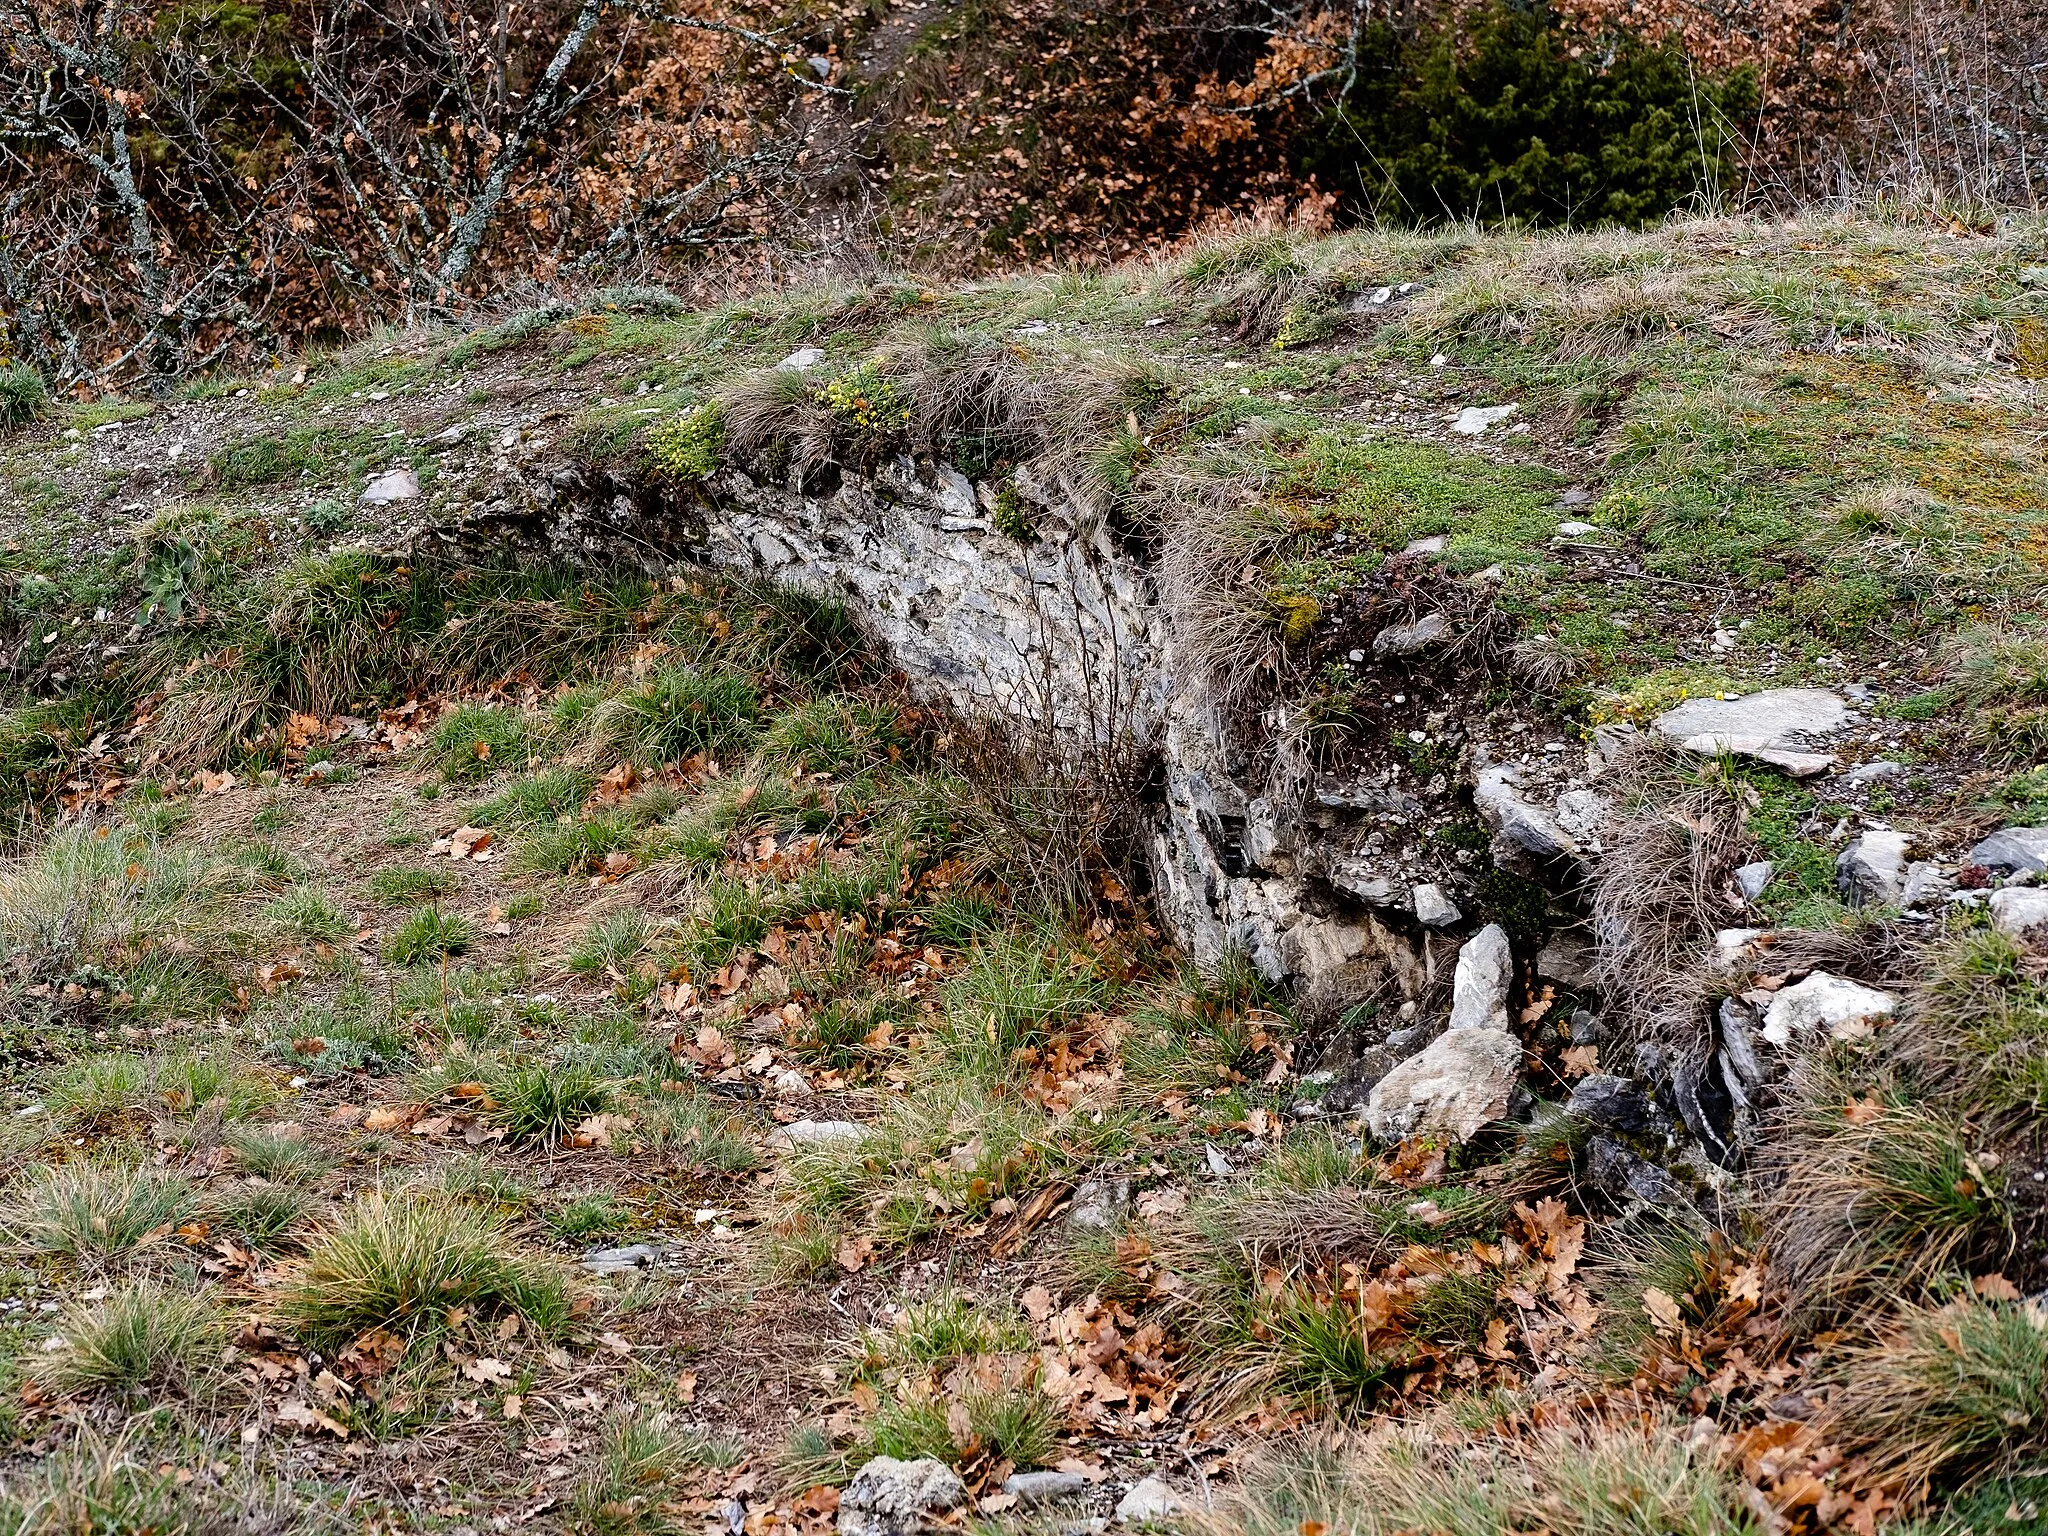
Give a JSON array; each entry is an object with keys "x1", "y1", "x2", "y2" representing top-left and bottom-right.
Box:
[
  {"x1": 1451, "y1": 403, "x2": 1517, "y2": 435},
  {"x1": 1566, "y1": 1074, "x2": 1665, "y2": 1136},
  {"x1": 1116, "y1": 1476, "x2": 1183, "y2": 1524},
  {"x1": 1536, "y1": 933, "x2": 1594, "y2": 990},
  {"x1": 780, "y1": 1119, "x2": 866, "y2": 1145},
  {"x1": 1329, "y1": 862, "x2": 1401, "y2": 908},
  {"x1": 1843, "y1": 760, "x2": 1903, "y2": 785},
  {"x1": 1364, "y1": 1027, "x2": 1521, "y2": 1144},
  {"x1": 1449, "y1": 923, "x2": 1512, "y2": 1031},
  {"x1": 1733, "y1": 861, "x2": 1774, "y2": 902},
  {"x1": 1761, "y1": 972, "x2": 1895, "y2": 1046},
  {"x1": 1373, "y1": 612, "x2": 1448, "y2": 657},
  {"x1": 1068, "y1": 1177, "x2": 1130, "y2": 1231},
  {"x1": 1969, "y1": 826, "x2": 2048, "y2": 873},
  {"x1": 1474, "y1": 766, "x2": 1579, "y2": 876},
  {"x1": 1553, "y1": 789, "x2": 1609, "y2": 849},
  {"x1": 360, "y1": 467, "x2": 419, "y2": 504},
  {"x1": 1718, "y1": 997, "x2": 1768, "y2": 1095},
  {"x1": 1989, "y1": 887, "x2": 2048, "y2": 944},
  {"x1": 1003, "y1": 1470, "x2": 1089, "y2": 1506},
  {"x1": 579, "y1": 1243, "x2": 663, "y2": 1275},
  {"x1": 779, "y1": 347, "x2": 825, "y2": 370},
  {"x1": 1587, "y1": 1136, "x2": 1683, "y2": 1205},
  {"x1": 1651, "y1": 688, "x2": 1849, "y2": 776},
  {"x1": 839, "y1": 1458, "x2": 966, "y2": 1536},
  {"x1": 1837, "y1": 829, "x2": 1910, "y2": 907},
  {"x1": 1412, "y1": 883, "x2": 1461, "y2": 928},
  {"x1": 1901, "y1": 861, "x2": 1952, "y2": 908}
]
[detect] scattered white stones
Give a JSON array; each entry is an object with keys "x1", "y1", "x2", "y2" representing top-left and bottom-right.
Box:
[
  {"x1": 1449, "y1": 923, "x2": 1512, "y2": 1031},
  {"x1": 1761, "y1": 972, "x2": 1895, "y2": 1046},
  {"x1": 1556, "y1": 520, "x2": 1599, "y2": 538},
  {"x1": 838, "y1": 1457, "x2": 967, "y2": 1536},
  {"x1": 1989, "y1": 887, "x2": 2048, "y2": 944},
  {"x1": 772, "y1": 1068, "x2": 812, "y2": 1099},
  {"x1": 1451, "y1": 403, "x2": 1517, "y2": 435},
  {"x1": 1969, "y1": 826, "x2": 2048, "y2": 873},
  {"x1": 1115, "y1": 1476, "x2": 1184, "y2": 1524},
  {"x1": 1734, "y1": 861, "x2": 1775, "y2": 902},
  {"x1": 1412, "y1": 882, "x2": 1462, "y2": 928},
  {"x1": 1651, "y1": 688, "x2": 1849, "y2": 777},
  {"x1": 1837, "y1": 829, "x2": 1910, "y2": 907},
  {"x1": 360, "y1": 467, "x2": 419, "y2": 504},
  {"x1": 1364, "y1": 1027, "x2": 1521, "y2": 1144}
]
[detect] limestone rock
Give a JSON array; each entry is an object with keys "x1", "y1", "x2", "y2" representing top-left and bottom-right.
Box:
[
  {"x1": 1969, "y1": 826, "x2": 2048, "y2": 873},
  {"x1": 1003, "y1": 1471, "x2": 1089, "y2": 1506},
  {"x1": 1651, "y1": 688, "x2": 1849, "y2": 777},
  {"x1": 838, "y1": 1458, "x2": 966, "y2": 1536},
  {"x1": 1451, "y1": 403, "x2": 1517, "y2": 435},
  {"x1": 1989, "y1": 887, "x2": 2048, "y2": 944},
  {"x1": 1734, "y1": 861, "x2": 1774, "y2": 902},
  {"x1": 1449, "y1": 923, "x2": 1512, "y2": 1031},
  {"x1": 1566, "y1": 1074, "x2": 1665, "y2": 1136},
  {"x1": 780, "y1": 1119, "x2": 866, "y2": 1145},
  {"x1": 1553, "y1": 789, "x2": 1609, "y2": 850},
  {"x1": 1372, "y1": 612, "x2": 1448, "y2": 657},
  {"x1": 1412, "y1": 883, "x2": 1461, "y2": 927},
  {"x1": 1535, "y1": 933, "x2": 1593, "y2": 990},
  {"x1": 1843, "y1": 760, "x2": 1903, "y2": 786},
  {"x1": 1761, "y1": 973, "x2": 1895, "y2": 1046},
  {"x1": 1116, "y1": 1477, "x2": 1184, "y2": 1524},
  {"x1": 1837, "y1": 829, "x2": 1910, "y2": 907},
  {"x1": 579, "y1": 1243, "x2": 664, "y2": 1275},
  {"x1": 1901, "y1": 862, "x2": 1952, "y2": 908},
  {"x1": 1473, "y1": 765, "x2": 1579, "y2": 877},
  {"x1": 1068, "y1": 1177, "x2": 1130, "y2": 1231},
  {"x1": 1364, "y1": 1028, "x2": 1521, "y2": 1144},
  {"x1": 360, "y1": 467, "x2": 420, "y2": 504}
]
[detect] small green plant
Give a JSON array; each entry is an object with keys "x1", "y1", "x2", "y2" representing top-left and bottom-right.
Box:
[
  {"x1": 992, "y1": 482, "x2": 1035, "y2": 542},
  {"x1": 384, "y1": 906, "x2": 476, "y2": 965},
  {"x1": 590, "y1": 663, "x2": 758, "y2": 766},
  {"x1": 487, "y1": 1057, "x2": 611, "y2": 1146},
  {"x1": 504, "y1": 890, "x2": 545, "y2": 920},
  {"x1": 570, "y1": 1411, "x2": 744, "y2": 1535},
  {"x1": 0, "y1": 361, "x2": 49, "y2": 427},
  {"x1": 646, "y1": 400, "x2": 726, "y2": 481},
  {"x1": 263, "y1": 887, "x2": 354, "y2": 942},
  {"x1": 5, "y1": 1161, "x2": 196, "y2": 1262},
  {"x1": 37, "y1": 1281, "x2": 228, "y2": 1401},
  {"x1": 432, "y1": 703, "x2": 528, "y2": 781},
  {"x1": 278, "y1": 1193, "x2": 574, "y2": 1347},
  {"x1": 370, "y1": 867, "x2": 460, "y2": 906},
  {"x1": 214, "y1": 1182, "x2": 312, "y2": 1248},
  {"x1": 303, "y1": 497, "x2": 352, "y2": 535},
  {"x1": 815, "y1": 359, "x2": 910, "y2": 437},
  {"x1": 227, "y1": 1126, "x2": 333, "y2": 1184},
  {"x1": 568, "y1": 908, "x2": 655, "y2": 979},
  {"x1": 547, "y1": 1192, "x2": 629, "y2": 1243}
]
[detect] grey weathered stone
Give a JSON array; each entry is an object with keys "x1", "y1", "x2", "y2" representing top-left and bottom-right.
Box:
[
  {"x1": 1969, "y1": 826, "x2": 2048, "y2": 873},
  {"x1": 361, "y1": 467, "x2": 420, "y2": 504},
  {"x1": 1449, "y1": 924, "x2": 1512, "y2": 1031},
  {"x1": 1989, "y1": 887, "x2": 2048, "y2": 944},
  {"x1": 1451, "y1": 403, "x2": 1517, "y2": 435},
  {"x1": 1761, "y1": 973, "x2": 1894, "y2": 1046},
  {"x1": 1535, "y1": 933, "x2": 1594, "y2": 990},
  {"x1": 1556, "y1": 520, "x2": 1599, "y2": 538},
  {"x1": 1003, "y1": 1471, "x2": 1090, "y2": 1506},
  {"x1": 1587, "y1": 1136, "x2": 1683, "y2": 1205},
  {"x1": 1553, "y1": 789, "x2": 1609, "y2": 849},
  {"x1": 779, "y1": 347, "x2": 825, "y2": 370},
  {"x1": 1734, "y1": 861, "x2": 1774, "y2": 902},
  {"x1": 780, "y1": 1119, "x2": 866, "y2": 1145},
  {"x1": 838, "y1": 1458, "x2": 967, "y2": 1536},
  {"x1": 1837, "y1": 829, "x2": 1910, "y2": 907},
  {"x1": 1364, "y1": 1028, "x2": 1521, "y2": 1144},
  {"x1": 1651, "y1": 688, "x2": 1849, "y2": 777},
  {"x1": 1329, "y1": 862, "x2": 1401, "y2": 908},
  {"x1": 1068, "y1": 1177, "x2": 1130, "y2": 1231},
  {"x1": 1717, "y1": 997, "x2": 1768, "y2": 1095},
  {"x1": 1372, "y1": 612, "x2": 1448, "y2": 657},
  {"x1": 1116, "y1": 1477, "x2": 1184, "y2": 1524},
  {"x1": 1901, "y1": 861, "x2": 1952, "y2": 908},
  {"x1": 1412, "y1": 883, "x2": 1461, "y2": 927},
  {"x1": 1566, "y1": 1075, "x2": 1665, "y2": 1136},
  {"x1": 579, "y1": 1243, "x2": 664, "y2": 1275},
  {"x1": 1843, "y1": 759, "x2": 1903, "y2": 785},
  {"x1": 1474, "y1": 765, "x2": 1579, "y2": 875}
]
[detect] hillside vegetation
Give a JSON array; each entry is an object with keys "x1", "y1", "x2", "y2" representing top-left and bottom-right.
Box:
[{"x1": 0, "y1": 213, "x2": 2043, "y2": 1535}]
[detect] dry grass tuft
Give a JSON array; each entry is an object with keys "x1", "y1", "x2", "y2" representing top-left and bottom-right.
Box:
[
  {"x1": 37, "y1": 1280, "x2": 231, "y2": 1401},
  {"x1": 1825, "y1": 1297, "x2": 2048, "y2": 1500},
  {"x1": 1199, "y1": 1415, "x2": 1759, "y2": 1536}
]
